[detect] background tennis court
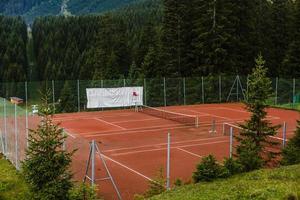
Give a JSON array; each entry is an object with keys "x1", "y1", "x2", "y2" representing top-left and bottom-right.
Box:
[{"x1": 53, "y1": 103, "x2": 299, "y2": 200}]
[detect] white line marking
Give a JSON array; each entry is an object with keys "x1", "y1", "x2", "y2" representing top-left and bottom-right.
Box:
[
  {"x1": 101, "y1": 154, "x2": 153, "y2": 182},
  {"x1": 111, "y1": 140, "x2": 229, "y2": 156},
  {"x1": 103, "y1": 136, "x2": 227, "y2": 153},
  {"x1": 184, "y1": 109, "x2": 232, "y2": 120},
  {"x1": 84, "y1": 120, "x2": 247, "y2": 138},
  {"x1": 93, "y1": 118, "x2": 127, "y2": 130},
  {"x1": 177, "y1": 147, "x2": 203, "y2": 158},
  {"x1": 63, "y1": 128, "x2": 76, "y2": 138}
]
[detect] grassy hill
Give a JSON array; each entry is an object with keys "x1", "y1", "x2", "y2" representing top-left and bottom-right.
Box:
[
  {"x1": 0, "y1": 155, "x2": 29, "y2": 200},
  {"x1": 150, "y1": 164, "x2": 300, "y2": 200}
]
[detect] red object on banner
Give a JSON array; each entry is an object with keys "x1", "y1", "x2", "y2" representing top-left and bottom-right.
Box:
[{"x1": 133, "y1": 91, "x2": 138, "y2": 96}]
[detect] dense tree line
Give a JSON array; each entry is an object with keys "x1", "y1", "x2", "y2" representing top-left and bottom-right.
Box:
[
  {"x1": 1, "y1": 0, "x2": 300, "y2": 83},
  {"x1": 31, "y1": 0, "x2": 162, "y2": 81},
  {"x1": 0, "y1": 16, "x2": 28, "y2": 82}
]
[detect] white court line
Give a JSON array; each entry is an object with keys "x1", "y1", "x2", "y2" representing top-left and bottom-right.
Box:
[
  {"x1": 184, "y1": 109, "x2": 232, "y2": 120},
  {"x1": 63, "y1": 128, "x2": 76, "y2": 138},
  {"x1": 93, "y1": 118, "x2": 127, "y2": 130},
  {"x1": 219, "y1": 107, "x2": 280, "y2": 120},
  {"x1": 103, "y1": 136, "x2": 227, "y2": 153},
  {"x1": 84, "y1": 120, "x2": 247, "y2": 138},
  {"x1": 101, "y1": 154, "x2": 153, "y2": 182},
  {"x1": 177, "y1": 147, "x2": 203, "y2": 158},
  {"x1": 112, "y1": 118, "x2": 163, "y2": 124},
  {"x1": 111, "y1": 140, "x2": 229, "y2": 156}
]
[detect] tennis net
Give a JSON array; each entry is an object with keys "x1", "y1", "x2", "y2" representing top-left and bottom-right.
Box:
[{"x1": 138, "y1": 105, "x2": 199, "y2": 128}]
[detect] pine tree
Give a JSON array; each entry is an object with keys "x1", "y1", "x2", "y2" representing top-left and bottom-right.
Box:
[
  {"x1": 162, "y1": 0, "x2": 194, "y2": 76},
  {"x1": 22, "y1": 93, "x2": 74, "y2": 200},
  {"x1": 236, "y1": 55, "x2": 280, "y2": 171}
]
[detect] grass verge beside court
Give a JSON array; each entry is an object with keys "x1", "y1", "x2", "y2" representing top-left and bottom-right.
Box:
[
  {"x1": 149, "y1": 164, "x2": 300, "y2": 200},
  {"x1": 0, "y1": 154, "x2": 29, "y2": 200}
]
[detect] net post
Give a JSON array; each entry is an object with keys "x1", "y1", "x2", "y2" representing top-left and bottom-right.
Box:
[
  {"x1": 91, "y1": 140, "x2": 95, "y2": 186},
  {"x1": 25, "y1": 81, "x2": 29, "y2": 148},
  {"x1": 164, "y1": 77, "x2": 167, "y2": 107},
  {"x1": 14, "y1": 103, "x2": 19, "y2": 170},
  {"x1": 222, "y1": 123, "x2": 225, "y2": 135},
  {"x1": 275, "y1": 77, "x2": 278, "y2": 105},
  {"x1": 195, "y1": 116, "x2": 199, "y2": 128},
  {"x1": 293, "y1": 78, "x2": 296, "y2": 106},
  {"x1": 209, "y1": 119, "x2": 216, "y2": 134},
  {"x1": 219, "y1": 75, "x2": 222, "y2": 102},
  {"x1": 229, "y1": 127, "x2": 233, "y2": 158},
  {"x1": 52, "y1": 80, "x2": 55, "y2": 113},
  {"x1": 77, "y1": 80, "x2": 80, "y2": 112},
  {"x1": 144, "y1": 78, "x2": 147, "y2": 106},
  {"x1": 282, "y1": 122, "x2": 287, "y2": 148},
  {"x1": 201, "y1": 76, "x2": 204, "y2": 103},
  {"x1": 166, "y1": 132, "x2": 171, "y2": 190},
  {"x1": 183, "y1": 78, "x2": 186, "y2": 105}
]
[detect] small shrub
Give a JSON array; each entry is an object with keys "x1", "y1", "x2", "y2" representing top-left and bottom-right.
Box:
[
  {"x1": 69, "y1": 183, "x2": 99, "y2": 200},
  {"x1": 193, "y1": 155, "x2": 229, "y2": 183},
  {"x1": 133, "y1": 194, "x2": 145, "y2": 200},
  {"x1": 173, "y1": 178, "x2": 182, "y2": 187},
  {"x1": 284, "y1": 193, "x2": 299, "y2": 200},
  {"x1": 223, "y1": 157, "x2": 243, "y2": 175},
  {"x1": 144, "y1": 167, "x2": 166, "y2": 198}
]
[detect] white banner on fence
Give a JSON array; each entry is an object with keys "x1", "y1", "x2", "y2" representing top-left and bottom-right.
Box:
[{"x1": 86, "y1": 87, "x2": 143, "y2": 108}]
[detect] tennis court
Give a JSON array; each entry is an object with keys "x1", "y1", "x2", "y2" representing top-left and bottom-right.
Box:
[{"x1": 52, "y1": 103, "x2": 299, "y2": 200}]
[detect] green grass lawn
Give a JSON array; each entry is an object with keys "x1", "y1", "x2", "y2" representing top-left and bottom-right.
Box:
[
  {"x1": 0, "y1": 155, "x2": 29, "y2": 200},
  {"x1": 150, "y1": 164, "x2": 300, "y2": 200}
]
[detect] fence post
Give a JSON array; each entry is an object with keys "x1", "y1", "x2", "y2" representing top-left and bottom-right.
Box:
[
  {"x1": 101, "y1": 80, "x2": 104, "y2": 111},
  {"x1": 201, "y1": 76, "x2": 204, "y2": 103},
  {"x1": 14, "y1": 104, "x2": 19, "y2": 169},
  {"x1": 25, "y1": 82, "x2": 29, "y2": 148},
  {"x1": 91, "y1": 140, "x2": 95, "y2": 186},
  {"x1": 236, "y1": 75, "x2": 239, "y2": 101},
  {"x1": 166, "y1": 132, "x2": 171, "y2": 190},
  {"x1": 229, "y1": 127, "x2": 233, "y2": 158},
  {"x1": 219, "y1": 75, "x2": 222, "y2": 102},
  {"x1": 275, "y1": 77, "x2": 278, "y2": 105},
  {"x1": 183, "y1": 78, "x2": 186, "y2": 105},
  {"x1": 164, "y1": 77, "x2": 167, "y2": 107},
  {"x1": 4, "y1": 98, "x2": 7, "y2": 154},
  {"x1": 52, "y1": 80, "x2": 55, "y2": 113},
  {"x1": 77, "y1": 80, "x2": 80, "y2": 112},
  {"x1": 144, "y1": 78, "x2": 147, "y2": 106},
  {"x1": 293, "y1": 78, "x2": 296, "y2": 106}
]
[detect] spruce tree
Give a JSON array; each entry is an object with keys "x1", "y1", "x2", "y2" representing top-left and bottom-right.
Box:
[
  {"x1": 236, "y1": 55, "x2": 280, "y2": 171},
  {"x1": 22, "y1": 93, "x2": 74, "y2": 200},
  {"x1": 162, "y1": 0, "x2": 194, "y2": 76},
  {"x1": 192, "y1": 0, "x2": 231, "y2": 75}
]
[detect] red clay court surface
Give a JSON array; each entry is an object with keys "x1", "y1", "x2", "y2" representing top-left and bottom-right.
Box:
[{"x1": 52, "y1": 103, "x2": 299, "y2": 200}]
